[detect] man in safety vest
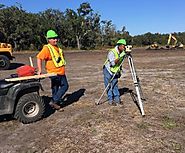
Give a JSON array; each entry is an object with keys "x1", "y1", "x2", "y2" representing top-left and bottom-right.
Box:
[
  {"x1": 103, "y1": 39, "x2": 126, "y2": 106},
  {"x1": 37, "y1": 30, "x2": 69, "y2": 110}
]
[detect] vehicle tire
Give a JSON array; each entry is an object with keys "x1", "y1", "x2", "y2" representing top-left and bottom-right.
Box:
[
  {"x1": 14, "y1": 93, "x2": 45, "y2": 124},
  {"x1": 0, "y1": 55, "x2": 10, "y2": 70}
]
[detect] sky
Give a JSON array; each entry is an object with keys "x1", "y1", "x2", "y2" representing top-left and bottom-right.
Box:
[{"x1": 1, "y1": 0, "x2": 185, "y2": 36}]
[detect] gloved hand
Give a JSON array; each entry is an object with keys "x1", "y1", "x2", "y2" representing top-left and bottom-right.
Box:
[{"x1": 119, "y1": 51, "x2": 126, "y2": 58}]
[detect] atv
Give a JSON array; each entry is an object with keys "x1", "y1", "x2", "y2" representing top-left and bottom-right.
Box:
[{"x1": 0, "y1": 78, "x2": 45, "y2": 124}]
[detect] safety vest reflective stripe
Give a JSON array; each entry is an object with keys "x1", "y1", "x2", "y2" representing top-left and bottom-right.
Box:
[
  {"x1": 46, "y1": 44, "x2": 66, "y2": 67},
  {"x1": 104, "y1": 48, "x2": 124, "y2": 73}
]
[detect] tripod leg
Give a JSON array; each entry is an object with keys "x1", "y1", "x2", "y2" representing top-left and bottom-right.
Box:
[
  {"x1": 126, "y1": 55, "x2": 144, "y2": 99},
  {"x1": 95, "y1": 71, "x2": 117, "y2": 105},
  {"x1": 137, "y1": 76, "x2": 145, "y2": 100},
  {"x1": 127, "y1": 55, "x2": 145, "y2": 116},
  {"x1": 95, "y1": 81, "x2": 110, "y2": 105},
  {"x1": 135, "y1": 84, "x2": 145, "y2": 116}
]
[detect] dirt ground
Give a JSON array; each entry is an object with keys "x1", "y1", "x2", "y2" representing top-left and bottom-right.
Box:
[{"x1": 0, "y1": 48, "x2": 185, "y2": 153}]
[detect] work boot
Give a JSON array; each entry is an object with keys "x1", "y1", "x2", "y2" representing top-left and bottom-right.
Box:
[
  {"x1": 49, "y1": 101, "x2": 61, "y2": 110},
  {"x1": 115, "y1": 101, "x2": 123, "y2": 107},
  {"x1": 108, "y1": 101, "x2": 116, "y2": 106}
]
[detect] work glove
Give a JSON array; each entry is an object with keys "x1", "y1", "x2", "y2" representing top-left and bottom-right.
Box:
[{"x1": 119, "y1": 51, "x2": 126, "y2": 58}]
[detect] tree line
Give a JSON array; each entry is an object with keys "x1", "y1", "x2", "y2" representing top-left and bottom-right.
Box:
[{"x1": 0, "y1": 2, "x2": 185, "y2": 51}]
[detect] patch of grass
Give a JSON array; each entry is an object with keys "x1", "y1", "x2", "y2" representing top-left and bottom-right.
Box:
[
  {"x1": 162, "y1": 116, "x2": 177, "y2": 129},
  {"x1": 172, "y1": 142, "x2": 182, "y2": 152},
  {"x1": 112, "y1": 109, "x2": 119, "y2": 113},
  {"x1": 91, "y1": 128, "x2": 97, "y2": 134},
  {"x1": 136, "y1": 122, "x2": 148, "y2": 129}
]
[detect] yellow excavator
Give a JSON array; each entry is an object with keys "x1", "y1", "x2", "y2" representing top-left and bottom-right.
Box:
[
  {"x1": 166, "y1": 33, "x2": 184, "y2": 49},
  {"x1": 146, "y1": 33, "x2": 184, "y2": 50},
  {"x1": 146, "y1": 42, "x2": 160, "y2": 50}
]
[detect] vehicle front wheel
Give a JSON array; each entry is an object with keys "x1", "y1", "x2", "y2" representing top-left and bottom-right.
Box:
[
  {"x1": 14, "y1": 93, "x2": 45, "y2": 124},
  {"x1": 0, "y1": 55, "x2": 10, "y2": 70}
]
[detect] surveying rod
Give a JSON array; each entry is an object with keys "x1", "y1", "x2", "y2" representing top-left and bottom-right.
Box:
[{"x1": 126, "y1": 53, "x2": 145, "y2": 116}]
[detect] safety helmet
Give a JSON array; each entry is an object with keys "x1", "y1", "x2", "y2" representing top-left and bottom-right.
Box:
[
  {"x1": 116, "y1": 39, "x2": 126, "y2": 45},
  {"x1": 46, "y1": 30, "x2": 58, "y2": 39}
]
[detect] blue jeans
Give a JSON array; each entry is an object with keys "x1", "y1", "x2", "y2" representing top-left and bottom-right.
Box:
[
  {"x1": 50, "y1": 75, "x2": 69, "y2": 103},
  {"x1": 103, "y1": 67, "x2": 120, "y2": 103}
]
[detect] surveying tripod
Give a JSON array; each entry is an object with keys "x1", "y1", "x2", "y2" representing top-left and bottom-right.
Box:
[{"x1": 127, "y1": 53, "x2": 145, "y2": 116}]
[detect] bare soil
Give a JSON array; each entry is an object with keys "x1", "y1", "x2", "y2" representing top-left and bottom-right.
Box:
[{"x1": 0, "y1": 48, "x2": 185, "y2": 153}]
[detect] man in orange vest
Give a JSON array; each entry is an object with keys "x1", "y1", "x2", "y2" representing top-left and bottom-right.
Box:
[{"x1": 37, "y1": 30, "x2": 69, "y2": 110}]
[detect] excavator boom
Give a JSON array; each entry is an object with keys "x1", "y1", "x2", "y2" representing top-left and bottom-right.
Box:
[{"x1": 167, "y1": 34, "x2": 177, "y2": 47}]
